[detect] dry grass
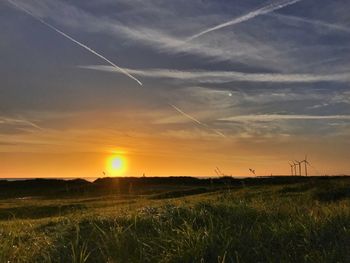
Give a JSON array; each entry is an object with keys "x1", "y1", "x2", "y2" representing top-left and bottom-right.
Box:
[{"x1": 1, "y1": 178, "x2": 350, "y2": 262}]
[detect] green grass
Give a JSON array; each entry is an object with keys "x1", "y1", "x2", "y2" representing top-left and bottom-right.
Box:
[{"x1": 1, "y1": 178, "x2": 350, "y2": 262}]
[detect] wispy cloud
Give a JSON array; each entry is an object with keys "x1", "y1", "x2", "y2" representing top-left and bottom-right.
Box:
[
  {"x1": 187, "y1": 0, "x2": 303, "y2": 41},
  {"x1": 7, "y1": 0, "x2": 142, "y2": 86},
  {"x1": 0, "y1": 116, "x2": 42, "y2": 130},
  {"x1": 271, "y1": 13, "x2": 350, "y2": 34},
  {"x1": 4, "y1": 0, "x2": 300, "y2": 71},
  {"x1": 8, "y1": 0, "x2": 350, "y2": 75},
  {"x1": 219, "y1": 114, "x2": 350, "y2": 122},
  {"x1": 79, "y1": 65, "x2": 350, "y2": 84}
]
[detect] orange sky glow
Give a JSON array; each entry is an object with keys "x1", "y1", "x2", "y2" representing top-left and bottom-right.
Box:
[
  {"x1": 1, "y1": 0, "x2": 350, "y2": 179},
  {"x1": 0, "y1": 112, "x2": 349, "y2": 178}
]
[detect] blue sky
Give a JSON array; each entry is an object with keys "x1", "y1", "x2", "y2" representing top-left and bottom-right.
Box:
[{"x1": 0, "y1": 0, "x2": 349, "y2": 177}]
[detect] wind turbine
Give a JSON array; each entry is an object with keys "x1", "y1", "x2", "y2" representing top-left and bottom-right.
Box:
[
  {"x1": 289, "y1": 163, "x2": 294, "y2": 176},
  {"x1": 292, "y1": 161, "x2": 298, "y2": 176},
  {"x1": 295, "y1": 160, "x2": 302, "y2": 176},
  {"x1": 249, "y1": 168, "x2": 256, "y2": 176},
  {"x1": 215, "y1": 167, "x2": 225, "y2": 176},
  {"x1": 301, "y1": 155, "x2": 310, "y2": 176}
]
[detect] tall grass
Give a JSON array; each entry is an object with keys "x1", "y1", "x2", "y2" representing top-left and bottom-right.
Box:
[{"x1": 1, "y1": 179, "x2": 350, "y2": 262}]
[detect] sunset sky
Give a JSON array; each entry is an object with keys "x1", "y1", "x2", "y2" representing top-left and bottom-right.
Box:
[{"x1": 1, "y1": 0, "x2": 350, "y2": 178}]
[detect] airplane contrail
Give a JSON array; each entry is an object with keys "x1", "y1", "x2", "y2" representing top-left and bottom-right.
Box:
[
  {"x1": 169, "y1": 103, "x2": 226, "y2": 137},
  {"x1": 187, "y1": 0, "x2": 303, "y2": 41},
  {"x1": 212, "y1": 129, "x2": 226, "y2": 138},
  {"x1": 6, "y1": 0, "x2": 142, "y2": 86},
  {"x1": 169, "y1": 104, "x2": 203, "y2": 125}
]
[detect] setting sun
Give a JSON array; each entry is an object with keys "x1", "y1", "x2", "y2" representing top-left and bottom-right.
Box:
[{"x1": 106, "y1": 155, "x2": 127, "y2": 176}]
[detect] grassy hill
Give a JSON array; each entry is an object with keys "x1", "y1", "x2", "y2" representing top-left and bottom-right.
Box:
[{"x1": 1, "y1": 176, "x2": 350, "y2": 262}]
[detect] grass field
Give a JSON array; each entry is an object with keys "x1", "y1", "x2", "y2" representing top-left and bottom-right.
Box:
[{"x1": 1, "y1": 176, "x2": 350, "y2": 262}]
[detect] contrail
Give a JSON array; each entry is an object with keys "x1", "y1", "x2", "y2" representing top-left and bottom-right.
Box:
[
  {"x1": 169, "y1": 104, "x2": 226, "y2": 137},
  {"x1": 212, "y1": 129, "x2": 226, "y2": 138},
  {"x1": 169, "y1": 104, "x2": 203, "y2": 125},
  {"x1": 6, "y1": 0, "x2": 142, "y2": 86},
  {"x1": 187, "y1": 0, "x2": 302, "y2": 41}
]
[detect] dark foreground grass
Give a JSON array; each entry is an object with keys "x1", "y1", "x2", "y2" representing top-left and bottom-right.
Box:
[{"x1": 1, "y1": 177, "x2": 350, "y2": 262}]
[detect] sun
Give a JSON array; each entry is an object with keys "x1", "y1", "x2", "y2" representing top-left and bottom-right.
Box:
[{"x1": 106, "y1": 155, "x2": 127, "y2": 176}]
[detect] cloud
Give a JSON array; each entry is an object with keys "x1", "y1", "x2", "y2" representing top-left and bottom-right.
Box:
[
  {"x1": 3, "y1": 0, "x2": 303, "y2": 71},
  {"x1": 271, "y1": 13, "x2": 350, "y2": 34},
  {"x1": 3, "y1": 0, "x2": 350, "y2": 141},
  {"x1": 10, "y1": 0, "x2": 350, "y2": 75},
  {"x1": 79, "y1": 65, "x2": 350, "y2": 83},
  {"x1": 218, "y1": 114, "x2": 350, "y2": 122},
  {"x1": 187, "y1": 0, "x2": 303, "y2": 41},
  {"x1": 0, "y1": 116, "x2": 42, "y2": 131}
]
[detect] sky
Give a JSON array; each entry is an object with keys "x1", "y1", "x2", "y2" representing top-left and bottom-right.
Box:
[{"x1": 0, "y1": 0, "x2": 350, "y2": 178}]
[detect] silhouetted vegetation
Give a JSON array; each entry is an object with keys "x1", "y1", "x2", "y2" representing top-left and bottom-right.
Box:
[{"x1": 1, "y1": 175, "x2": 349, "y2": 199}]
